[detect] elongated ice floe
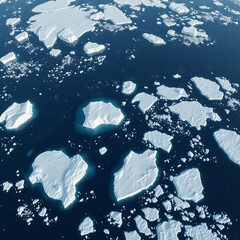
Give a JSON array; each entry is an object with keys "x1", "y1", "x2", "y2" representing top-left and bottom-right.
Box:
[
  {"x1": 122, "y1": 81, "x2": 136, "y2": 95},
  {"x1": 29, "y1": 150, "x2": 88, "y2": 208},
  {"x1": 143, "y1": 130, "x2": 173, "y2": 153},
  {"x1": 114, "y1": 150, "x2": 158, "y2": 201},
  {"x1": 173, "y1": 168, "x2": 204, "y2": 203},
  {"x1": 169, "y1": 2, "x2": 190, "y2": 14},
  {"x1": 0, "y1": 101, "x2": 33, "y2": 130},
  {"x1": 134, "y1": 215, "x2": 153, "y2": 236},
  {"x1": 132, "y1": 92, "x2": 158, "y2": 113},
  {"x1": 124, "y1": 230, "x2": 141, "y2": 240},
  {"x1": 83, "y1": 42, "x2": 105, "y2": 55},
  {"x1": 142, "y1": 33, "x2": 166, "y2": 45},
  {"x1": 191, "y1": 77, "x2": 224, "y2": 100},
  {"x1": 169, "y1": 101, "x2": 221, "y2": 130},
  {"x1": 156, "y1": 220, "x2": 182, "y2": 240},
  {"x1": 215, "y1": 77, "x2": 236, "y2": 93},
  {"x1": 157, "y1": 85, "x2": 188, "y2": 100},
  {"x1": 6, "y1": 17, "x2": 21, "y2": 26},
  {"x1": 0, "y1": 52, "x2": 17, "y2": 65},
  {"x1": 15, "y1": 31, "x2": 29, "y2": 43},
  {"x1": 82, "y1": 100, "x2": 124, "y2": 129},
  {"x1": 213, "y1": 129, "x2": 240, "y2": 166},
  {"x1": 78, "y1": 217, "x2": 94, "y2": 236}
]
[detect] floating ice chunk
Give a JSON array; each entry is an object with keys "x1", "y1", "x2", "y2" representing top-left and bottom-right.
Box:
[
  {"x1": 122, "y1": 81, "x2": 136, "y2": 95},
  {"x1": 0, "y1": 101, "x2": 33, "y2": 130},
  {"x1": 99, "y1": 147, "x2": 108, "y2": 155},
  {"x1": 169, "y1": 2, "x2": 189, "y2": 14},
  {"x1": 38, "y1": 207, "x2": 47, "y2": 217},
  {"x1": 142, "y1": 207, "x2": 159, "y2": 222},
  {"x1": 0, "y1": 0, "x2": 7, "y2": 4},
  {"x1": 191, "y1": 77, "x2": 224, "y2": 100},
  {"x1": 143, "y1": 33, "x2": 166, "y2": 45},
  {"x1": 0, "y1": 52, "x2": 17, "y2": 65},
  {"x1": 157, "y1": 85, "x2": 188, "y2": 100},
  {"x1": 185, "y1": 223, "x2": 220, "y2": 240},
  {"x1": 90, "y1": 11, "x2": 104, "y2": 21},
  {"x1": 134, "y1": 215, "x2": 153, "y2": 236},
  {"x1": 102, "y1": 5, "x2": 132, "y2": 25},
  {"x1": 15, "y1": 180, "x2": 25, "y2": 190},
  {"x1": 187, "y1": 19, "x2": 204, "y2": 26},
  {"x1": 213, "y1": 1, "x2": 224, "y2": 7},
  {"x1": 143, "y1": 130, "x2": 173, "y2": 153},
  {"x1": 78, "y1": 217, "x2": 94, "y2": 236},
  {"x1": 182, "y1": 26, "x2": 198, "y2": 37},
  {"x1": 124, "y1": 230, "x2": 141, "y2": 240},
  {"x1": 6, "y1": 17, "x2": 21, "y2": 26},
  {"x1": 2, "y1": 181, "x2": 13, "y2": 192},
  {"x1": 173, "y1": 168, "x2": 204, "y2": 203},
  {"x1": 109, "y1": 211, "x2": 123, "y2": 227},
  {"x1": 29, "y1": 150, "x2": 88, "y2": 208},
  {"x1": 49, "y1": 48, "x2": 61, "y2": 57},
  {"x1": 214, "y1": 129, "x2": 240, "y2": 166},
  {"x1": 114, "y1": 150, "x2": 158, "y2": 201},
  {"x1": 154, "y1": 184, "x2": 164, "y2": 197},
  {"x1": 83, "y1": 41, "x2": 105, "y2": 55},
  {"x1": 15, "y1": 31, "x2": 29, "y2": 43},
  {"x1": 132, "y1": 92, "x2": 158, "y2": 113},
  {"x1": 82, "y1": 101, "x2": 124, "y2": 129},
  {"x1": 173, "y1": 74, "x2": 181, "y2": 79},
  {"x1": 169, "y1": 101, "x2": 221, "y2": 130},
  {"x1": 156, "y1": 220, "x2": 182, "y2": 240},
  {"x1": 114, "y1": 0, "x2": 141, "y2": 6},
  {"x1": 215, "y1": 77, "x2": 236, "y2": 93}
]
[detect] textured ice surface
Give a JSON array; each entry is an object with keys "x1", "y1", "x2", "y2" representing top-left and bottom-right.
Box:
[
  {"x1": 215, "y1": 77, "x2": 236, "y2": 93},
  {"x1": 15, "y1": 31, "x2": 29, "y2": 43},
  {"x1": 169, "y1": 2, "x2": 190, "y2": 14},
  {"x1": 156, "y1": 220, "x2": 182, "y2": 240},
  {"x1": 157, "y1": 85, "x2": 188, "y2": 100},
  {"x1": 134, "y1": 215, "x2": 153, "y2": 236},
  {"x1": 122, "y1": 81, "x2": 136, "y2": 95},
  {"x1": 83, "y1": 42, "x2": 105, "y2": 55},
  {"x1": 78, "y1": 217, "x2": 94, "y2": 236},
  {"x1": 142, "y1": 207, "x2": 159, "y2": 222},
  {"x1": 0, "y1": 52, "x2": 17, "y2": 65},
  {"x1": 109, "y1": 211, "x2": 123, "y2": 227},
  {"x1": 49, "y1": 49, "x2": 61, "y2": 57},
  {"x1": 143, "y1": 33, "x2": 166, "y2": 45},
  {"x1": 6, "y1": 17, "x2": 21, "y2": 26},
  {"x1": 124, "y1": 230, "x2": 141, "y2": 240}
]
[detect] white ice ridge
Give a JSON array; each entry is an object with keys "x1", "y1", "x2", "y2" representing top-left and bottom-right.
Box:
[
  {"x1": 124, "y1": 230, "x2": 141, "y2": 240},
  {"x1": 156, "y1": 220, "x2": 182, "y2": 240},
  {"x1": 142, "y1": 207, "x2": 159, "y2": 222},
  {"x1": 0, "y1": 52, "x2": 17, "y2": 65},
  {"x1": 132, "y1": 92, "x2": 158, "y2": 113},
  {"x1": 156, "y1": 85, "x2": 188, "y2": 100},
  {"x1": 78, "y1": 217, "x2": 94, "y2": 236},
  {"x1": 215, "y1": 77, "x2": 236, "y2": 93},
  {"x1": 114, "y1": 149, "x2": 158, "y2": 201},
  {"x1": 143, "y1": 130, "x2": 173, "y2": 153},
  {"x1": 101, "y1": 5, "x2": 132, "y2": 25},
  {"x1": 29, "y1": 150, "x2": 88, "y2": 208},
  {"x1": 142, "y1": 33, "x2": 166, "y2": 46},
  {"x1": 185, "y1": 223, "x2": 220, "y2": 240},
  {"x1": 28, "y1": 0, "x2": 97, "y2": 48},
  {"x1": 15, "y1": 31, "x2": 29, "y2": 43},
  {"x1": 169, "y1": 101, "x2": 221, "y2": 130},
  {"x1": 134, "y1": 215, "x2": 153, "y2": 236},
  {"x1": 82, "y1": 100, "x2": 124, "y2": 129},
  {"x1": 0, "y1": 101, "x2": 33, "y2": 130},
  {"x1": 191, "y1": 77, "x2": 224, "y2": 100},
  {"x1": 122, "y1": 81, "x2": 136, "y2": 95},
  {"x1": 169, "y1": 2, "x2": 190, "y2": 14},
  {"x1": 214, "y1": 129, "x2": 240, "y2": 166},
  {"x1": 173, "y1": 168, "x2": 204, "y2": 203},
  {"x1": 83, "y1": 42, "x2": 105, "y2": 56}
]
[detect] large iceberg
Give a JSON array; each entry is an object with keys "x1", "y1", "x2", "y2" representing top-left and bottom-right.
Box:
[
  {"x1": 114, "y1": 150, "x2": 158, "y2": 201},
  {"x1": 0, "y1": 101, "x2": 33, "y2": 130},
  {"x1": 29, "y1": 150, "x2": 88, "y2": 208}
]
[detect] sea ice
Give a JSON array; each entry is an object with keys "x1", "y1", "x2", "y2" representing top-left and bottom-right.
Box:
[
  {"x1": 2, "y1": 181, "x2": 13, "y2": 192},
  {"x1": 0, "y1": 52, "x2": 17, "y2": 65},
  {"x1": 169, "y1": 101, "x2": 221, "y2": 130},
  {"x1": 134, "y1": 215, "x2": 153, "y2": 236},
  {"x1": 99, "y1": 147, "x2": 108, "y2": 155},
  {"x1": 156, "y1": 220, "x2": 182, "y2": 240},
  {"x1": 142, "y1": 207, "x2": 159, "y2": 222},
  {"x1": 156, "y1": 85, "x2": 188, "y2": 100},
  {"x1": 49, "y1": 49, "x2": 61, "y2": 57},
  {"x1": 169, "y1": 2, "x2": 190, "y2": 14},
  {"x1": 182, "y1": 26, "x2": 198, "y2": 37},
  {"x1": 0, "y1": 101, "x2": 33, "y2": 130},
  {"x1": 15, "y1": 180, "x2": 25, "y2": 190},
  {"x1": 173, "y1": 168, "x2": 204, "y2": 203},
  {"x1": 6, "y1": 17, "x2": 21, "y2": 26},
  {"x1": 214, "y1": 129, "x2": 240, "y2": 166},
  {"x1": 124, "y1": 230, "x2": 141, "y2": 240},
  {"x1": 15, "y1": 31, "x2": 29, "y2": 43},
  {"x1": 122, "y1": 81, "x2": 136, "y2": 95},
  {"x1": 142, "y1": 33, "x2": 166, "y2": 45},
  {"x1": 83, "y1": 42, "x2": 105, "y2": 55},
  {"x1": 114, "y1": 150, "x2": 158, "y2": 201},
  {"x1": 109, "y1": 211, "x2": 123, "y2": 227},
  {"x1": 82, "y1": 100, "x2": 124, "y2": 129},
  {"x1": 29, "y1": 150, "x2": 88, "y2": 208},
  {"x1": 143, "y1": 130, "x2": 173, "y2": 153},
  {"x1": 78, "y1": 217, "x2": 94, "y2": 236},
  {"x1": 215, "y1": 77, "x2": 236, "y2": 93}
]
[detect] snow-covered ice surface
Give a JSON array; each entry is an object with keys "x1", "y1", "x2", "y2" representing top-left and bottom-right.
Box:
[
  {"x1": 78, "y1": 217, "x2": 94, "y2": 236},
  {"x1": 0, "y1": 52, "x2": 17, "y2": 65},
  {"x1": 157, "y1": 85, "x2": 188, "y2": 100},
  {"x1": 15, "y1": 31, "x2": 29, "y2": 43},
  {"x1": 122, "y1": 81, "x2": 136, "y2": 95},
  {"x1": 156, "y1": 220, "x2": 182, "y2": 240},
  {"x1": 143, "y1": 33, "x2": 166, "y2": 46},
  {"x1": 83, "y1": 42, "x2": 105, "y2": 56}
]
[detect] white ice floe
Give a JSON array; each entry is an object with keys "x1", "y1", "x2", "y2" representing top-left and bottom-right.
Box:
[
  {"x1": 181, "y1": 26, "x2": 198, "y2": 37},
  {"x1": 154, "y1": 184, "x2": 164, "y2": 198},
  {"x1": 173, "y1": 74, "x2": 181, "y2": 79},
  {"x1": 142, "y1": 33, "x2": 166, "y2": 45},
  {"x1": 143, "y1": 130, "x2": 173, "y2": 153},
  {"x1": 15, "y1": 31, "x2": 29, "y2": 43},
  {"x1": 99, "y1": 147, "x2": 108, "y2": 155},
  {"x1": 214, "y1": 129, "x2": 240, "y2": 166},
  {"x1": 15, "y1": 180, "x2": 25, "y2": 190},
  {"x1": 173, "y1": 168, "x2": 204, "y2": 203},
  {"x1": 142, "y1": 207, "x2": 159, "y2": 222},
  {"x1": 132, "y1": 92, "x2": 158, "y2": 113},
  {"x1": 134, "y1": 215, "x2": 153, "y2": 236},
  {"x1": 156, "y1": 220, "x2": 182, "y2": 240},
  {"x1": 114, "y1": 0, "x2": 141, "y2": 6},
  {"x1": 215, "y1": 77, "x2": 236, "y2": 93},
  {"x1": 124, "y1": 230, "x2": 141, "y2": 240},
  {"x1": 114, "y1": 150, "x2": 158, "y2": 201},
  {"x1": 0, "y1": 52, "x2": 17, "y2": 65},
  {"x1": 2, "y1": 181, "x2": 13, "y2": 192},
  {"x1": 82, "y1": 100, "x2": 124, "y2": 130},
  {"x1": 169, "y1": 101, "x2": 221, "y2": 130},
  {"x1": 29, "y1": 150, "x2": 88, "y2": 208},
  {"x1": 191, "y1": 77, "x2": 224, "y2": 100},
  {"x1": 38, "y1": 207, "x2": 47, "y2": 217},
  {"x1": 78, "y1": 217, "x2": 94, "y2": 236},
  {"x1": 109, "y1": 211, "x2": 123, "y2": 227},
  {"x1": 49, "y1": 49, "x2": 61, "y2": 57},
  {"x1": 0, "y1": 101, "x2": 33, "y2": 130},
  {"x1": 157, "y1": 85, "x2": 188, "y2": 100},
  {"x1": 90, "y1": 11, "x2": 104, "y2": 21},
  {"x1": 169, "y1": 2, "x2": 189, "y2": 14},
  {"x1": 185, "y1": 223, "x2": 220, "y2": 240},
  {"x1": 122, "y1": 81, "x2": 136, "y2": 95},
  {"x1": 6, "y1": 17, "x2": 21, "y2": 27},
  {"x1": 83, "y1": 42, "x2": 105, "y2": 55},
  {"x1": 187, "y1": 19, "x2": 204, "y2": 26}
]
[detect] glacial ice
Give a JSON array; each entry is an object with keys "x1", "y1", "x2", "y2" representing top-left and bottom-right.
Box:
[
  {"x1": 83, "y1": 42, "x2": 105, "y2": 56},
  {"x1": 156, "y1": 85, "x2": 188, "y2": 100}
]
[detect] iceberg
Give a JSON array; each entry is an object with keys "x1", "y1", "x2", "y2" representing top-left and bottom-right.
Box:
[
  {"x1": 156, "y1": 220, "x2": 182, "y2": 240},
  {"x1": 213, "y1": 129, "x2": 240, "y2": 166},
  {"x1": 169, "y1": 2, "x2": 190, "y2": 14},
  {"x1": 169, "y1": 101, "x2": 221, "y2": 130},
  {"x1": 29, "y1": 150, "x2": 88, "y2": 208},
  {"x1": 0, "y1": 52, "x2": 17, "y2": 65},
  {"x1": 0, "y1": 101, "x2": 33, "y2": 130},
  {"x1": 78, "y1": 217, "x2": 94, "y2": 236},
  {"x1": 122, "y1": 81, "x2": 136, "y2": 95},
  {"x1": 15, "y1": 31, "x2": 29, "y2": 43},
  {"x1": 143, "y1": 33, "x2": 166, "y2": 45},
  {"x1": 173, "y1": 168, "x2": 204, "y2": 203},
  {"x1": 83, "y1": 41, "x2": 105, "y2": 56},
  {"x1": 156, "y1": 85, "x2": 188, "y2": 100},
  {"x1": 49, "y1": 49, "x2": 61, "y2": 57},
  {"x1": 114, "y1": 150, "x2": 158, "y2": 201}
]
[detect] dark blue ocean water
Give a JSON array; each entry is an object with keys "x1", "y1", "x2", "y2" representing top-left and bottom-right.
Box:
[{"x1": 0, "y1": 0, "x2": 240, "y2": 239}]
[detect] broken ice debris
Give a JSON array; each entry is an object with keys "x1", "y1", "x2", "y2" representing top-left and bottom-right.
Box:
[
  {"x1": 0, "y1": 52, "x2": 17, "y2": 65},
  {"x1": 83, "y1": 42, "x2": 105, "y2": 55},
  {"x1": 143, "y1": 33, "x2": 166, "y2": 45}
]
